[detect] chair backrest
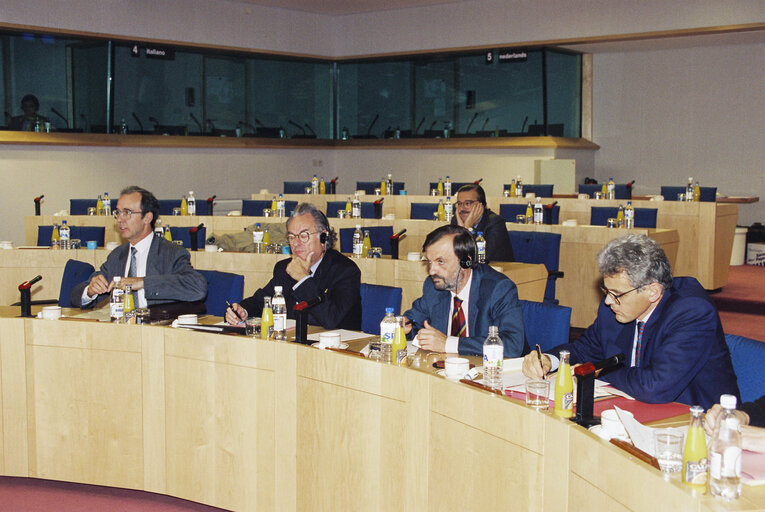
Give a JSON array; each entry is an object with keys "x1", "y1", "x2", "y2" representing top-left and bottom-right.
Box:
[
  {"x1": 520, "y1": 300, "x2": 572, "y2": 352},
  {"x1": 326, "y1": 201, "x2": 378, "y2": 219},
  {"x1": 241, "y1": 200, "x2": 272, "y2": 216},
  {"x1": 660, "y1": 186, "x2": 717, "y2": 202},
  {"x1": 589, "y1": 207, "x2": 657, "y2": 228},
  {"x1": 356, "y1": 181, "x2": 405, "y2": 195},
  {"x1": 360, "y1": 283, "x2": 403, "y2": 335},
  {"x1": 507, "y1": 231, "x2": 562, "y2": 302},
  {"x1": 499, "y1": 203, "x2": 560, "y2": 224},
  {"x1": 284, "y1": 181, "x2": 312, "y2": 194},
  {"x1": 197, "y1": 269, "x2": 245, "y2": 317},
  {"x1": 168, "y1": 226, "x2": 207, "y2": 249},
  {"x1": 69, "y1": 199, "x2": 98, "y2": 215},
  {"x1": 578, "y1": 183, "x2": 632, "y2": 200},
  {"x1": 724, "y1": 333, "x2": 765, "y2": 403},
  {"x1": 428, "y1": 182, "x2": 473, "y2": 195},
  {"x1": 59, "y1": 259, "x2": 95, "y2": 307},
  {"x1": 410, "y1": 202, "x2": 440, "y2": 220},
  {"x1": 339, "y1": 226, "x2": 394, "y2": 255},
  {"x1": 37, "y1": 225, "x2": 106, "y2": 247},
  {"x1": 504, "y1": 184, "x2": 553, "y2": 198},
  {"x1": 157, "y1": 199, "x2": 210, "y2": 216}
]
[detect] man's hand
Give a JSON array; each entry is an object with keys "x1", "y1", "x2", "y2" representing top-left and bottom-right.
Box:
[
  {"x1": 522, "y1": 351, "x2": 552, "y2": 379},
  {"x1": 416, "y1": 320, "x2": 448, "y2": 352},
  {"x1": 403, "y1": 316, "x2": 413, "y2": 335},
  {"x1": 120, "y1": 277, "x2": 144, "y2": 291},
  {"x1": 705, "y1": 404, "x2": 750, "y2": 436},
  {"x1": 457, "y1": 201, "x2": 484, "y2": 229},
  {"x1": 86, "y1": 274, "x2": 111, "y2": 297},
  {"x1": 286, "y1": 251, "x2": 313, "y2": 281},
  {"x1": 225, "y1": 303, "x2": 247, "y2": 325}
]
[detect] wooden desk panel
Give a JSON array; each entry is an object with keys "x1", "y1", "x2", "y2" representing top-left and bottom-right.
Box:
[{"x1": 2, "y1": 316, "x2": 763, "y2": 511}]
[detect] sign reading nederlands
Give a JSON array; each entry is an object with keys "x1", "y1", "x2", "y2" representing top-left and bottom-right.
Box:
[{"x1": 497, "y1": 50, "x2": 527, "y2": 63}]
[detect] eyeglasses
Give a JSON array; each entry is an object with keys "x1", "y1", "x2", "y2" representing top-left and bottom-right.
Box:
[
  {"x1": 599, "y1": 285, "x2": 642, "y2": 305},
  {"x1": 113, "y1": 209, "x2": 142, "y2": 219},
  {"x1": 286, "y1": 231, "x2": 317, "y2": 244},
  {"x1": 455, "y1": 200, "x2": 479, "y2": 208}
]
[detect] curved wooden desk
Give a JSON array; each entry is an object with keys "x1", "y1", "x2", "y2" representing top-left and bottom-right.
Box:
[{"x1": 1, "y1": 314, "x2": 763, "y2": 511}]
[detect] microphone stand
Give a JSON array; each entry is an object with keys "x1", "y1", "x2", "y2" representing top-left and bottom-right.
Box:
[
  {"x1": 34, "y1": 195, "x2": 44, "y2": 216},
  {"x1": 189, "y1": 223, "x2": 204, "y2": 251},
  {"x1": 390, "y1": 229, "x2": 407, "y2": 260},
  {"x1": 18, "y1": 275, "x2": 43, "y2": 317},
  {"x1": 572, "y1": 353, "x2": 626, "y2": 427},
  {"x1": 207, "y1": 195, "x2": 216, "y2": 216}
]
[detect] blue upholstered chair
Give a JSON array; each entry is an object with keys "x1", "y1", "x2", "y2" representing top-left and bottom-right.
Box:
[
  {"x1": 590, "y1": 207, "x2": 657, "y2": 228},
  {"x1": 503, "y1": 184, "x2": 554, "y2": 198},
  {"x1": 158, "y1": 199, "x2": 210, "y2": 216},
  {"x1": 410, "y1": 202, "x2": 440, "y2": 220},
  {"x1": 356, "y1": 181, "x2": 406, "y2": 195},
  {"x1": 660, "y1": 186, "x2": 717, "y2": 202},
  {"x1": 284, "y1": 181, "x2": 312, "y2": 194},
  {"x1": 241, "y1": 199, "x2": 298, "y2": 217},
  {"x1": 37, "y1": 225, "x2": 106, "y2": 247},
  {"x1": 69, "y1": 199, "x2": 98, "y2": 215},
  {"x1": 360, "y1": 283, "x2": 403, "y2": 335},
  {"x1": 59, "y1": 259, "x2": 96, "y2": 307},
  {"x1": 326, "y1": 201, "x2": 378, "y2": 219},
  {"x1": 520, "y1": 300, "x2": 572, "y2": 352},
  {"x1": 197, "y1": 269, "x2": 244, "y2": 317},
  {"x1": 428, "y1": 182, "x2": 473, "y2": 195},
  {"x1": 724, "y1": 333, "x2": 765, "y2": 403},
  {"x1": 499, "y1": 203, "x2": 560, "y2": 224},
  {"x1": 339, "y1": 226, "x2": 394, "y2": 255},
  {"x1": 168, "y1": 226, "x2": 207, "y2": 249},
  {"x1": 578, "y1": 183, "x2": 633, "y2": 200},
  {"x1": 507, "y1": 231, "x2": 563, "y2": 303}
]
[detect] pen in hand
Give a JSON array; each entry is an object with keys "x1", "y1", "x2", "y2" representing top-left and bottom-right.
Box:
[
  {"x1": 535, "y1": 344, "x2": 547, "y2": 377},
  {"x1": 226, "y1": 301, "x2": 245, "y2": 322}
]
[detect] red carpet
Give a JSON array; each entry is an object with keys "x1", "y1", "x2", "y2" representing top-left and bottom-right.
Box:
[{"x1": 712, "y1": 265, "x2": 765, "y2": 342}]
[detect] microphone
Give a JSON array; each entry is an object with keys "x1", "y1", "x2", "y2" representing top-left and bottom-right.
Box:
[
  {"x1": 367, "y1": 113, "x2": 379, "y2": 136},
  {"x1": 189, "y1": 223, "x2": 204, "y2": 251},
  {"x1": 521, "y1": 116, "x2": 529, "y2": 133},
  {"x1": 626, "y1": 180, "x2": 636, "y2": 188},
  {"x1": 466, "y1": 112, "x2": 479, "y2": 133},
  {"x1": 148, "y1": 116, "x2": 160, "y2": 128},
  {"x1": 480, "y1": 118, "x2": 490, "y2": 130},
  {"x1": 474, "y1": 178, "x2": 483, "y2": 185},
  {"x1": 205, "y1": 119, "x2": 215, "y2": 132},
  {"x1": 294, "y1": 294, "x2": 325, "y2": 311},
  {"x1": 34, "y1": 194, "x2": 44, "y2": 202},
  {"x1": 189, "y1": 223, "x2": 204, "y2": 233},
  {"x1": 288, "y1": 120, "x2": 305, "y2": 135},
  {"x1": 414, "y1": 117, "x2": 425, "y2": 134},
  {"x1": 19, "y1": 275, "x2": 43, "y2": 291},
  {"x1": 80, "y1": 114, "x2": 89, "y2": 132},
  {"x1": 189, "y1": 113, "x2": 202, "y2": 134},
  {"x1": 255, "y1": 118, "x2": 265, "y2": 127},
  {"x1": 34, "y1": 194, "x2": 44, "y2": 216},
  {"x1": 304, "y1": 123, "x2": 316, "y2": 136},
  {"x1": 51, "y1": 107, "x2": 69, "y2": 128},
  {"x1": 132, "y1": 112, "x2": 144, "y2": 132},
  {"x1": 206, "y1": 195, "x2": 216, "y2": 215},
  {"x1": 573, "y1": 353, "x2": 626, "y2": 428},
  {"x1": 574, "y1": 353, "x2": 626, "y2": 377},
  {"x1": 390, "y1": 229, "x2": 407, "y2": 240}
]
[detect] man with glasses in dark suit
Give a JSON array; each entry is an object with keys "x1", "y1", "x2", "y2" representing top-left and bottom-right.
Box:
[
  {"x1": 71, "y1": 185, "x2": 207, "y2": 308},
  {"x1": 450, "y1": 183, "x2": 514, "y2": 262}
]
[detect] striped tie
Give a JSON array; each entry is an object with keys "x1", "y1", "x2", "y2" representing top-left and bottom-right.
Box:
[
  {"x1": 451, "y1": 296, "x2": 466, "y2": 337},
  {"x1": 128, "y1": 246, "x2": 137, "y2": 278},
  {"x1": 635, "y1": 321, "x2": 645, "y2": 367}
]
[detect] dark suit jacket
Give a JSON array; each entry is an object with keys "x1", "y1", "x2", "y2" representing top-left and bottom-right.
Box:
[
  {"x1": 70, "y1": 235, "x2": 208, "y2": 307},
  {"x1": 451, "y1": 208, "x2": 514, "y2": 262},
  {"x1": 239, "y1": 248, "x2": 362, "y2": 330},
  {"x1": 404, "y1": 264, "x2": 527, "y2": 357},
  {"x1": 741, "y1": 395, "x2": 765, "y2": 428},
  {"x1": 554, "y1": 277, "x2": 739, "y2": 409}
]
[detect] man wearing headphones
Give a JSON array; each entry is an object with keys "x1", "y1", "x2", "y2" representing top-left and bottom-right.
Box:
[
  {"x1": 226, "y1": 203, "x2": 362, "y2": 330},
  {"x1": 451, "y1": 183, "x2": 514, "y2": 262},
  {"x1": 403, "y1": 225, "x2": 527, "y2": 357}
]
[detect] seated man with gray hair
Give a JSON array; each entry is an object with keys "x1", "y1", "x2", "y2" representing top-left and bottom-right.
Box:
[{"x1": 522, "y1": 234, "x2": 738, "y2": 409}]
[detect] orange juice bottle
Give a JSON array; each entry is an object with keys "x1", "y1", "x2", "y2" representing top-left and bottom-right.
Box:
[
  {"x1": 554, "y1": 350, "x2": 574, "y2": 418},
  {"x1": 180, "y1": 195, "x2": 188, "y2": 216},
  {"x1": 392, "y1": 316, "x2": 407, "y2": 364},
  {"x1": 261, "y1": 297, "x2": 274, "y2": 340},
  {"x1": 683, "y1": 405, "x2": 708, "y2": 493}
]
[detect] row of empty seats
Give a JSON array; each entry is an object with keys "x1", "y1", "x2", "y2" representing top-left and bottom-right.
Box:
[{"x1": 36, "y1": 225, "x2": 206, "y2": 248}]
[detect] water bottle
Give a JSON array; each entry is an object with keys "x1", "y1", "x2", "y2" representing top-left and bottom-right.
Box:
[
  {"x1": 110, "y1": 276, "x2": 124, "y2": 322},
  {"x1": 352, "y1": 225, "x2": 363, "y2": 259},
  {"x1": 386, "y1": 173, "x2": 393, "y2": 195},
  {"x1": 624, "y1": 201, "x2": 635, "y2": 229},
  {"x1": 709, "y1": 394, "x2": 742, "y2": 500},
  {"x1": 272, "y1": 286, "x2": 287, "y2": 341},
  {"x1": 311, "y1": 174, "x2": 319, "y2": 195},
  {"x1": 119, "y1": 118, "x2": 128, "y2": 134},
  {"x1": 444, "y1": 197, "x2": 453, "y2": 222},
  {"x1": 154, "y1": 218, "x2": 164, "y2": 238},
  {"x1": 607, "y1": 177, "x2": 616, "y2": 200},
  {"x1": 187, "y1": 191, "x2": 196, "y2": 215},
  {"x1": 379, "y1": 307, "x2": 397, "y2": 363},
  {"x1": 515, "y1": 176, "x2": 523, "y2": 197},
  {"x1": 483, "y1": 326, "x2": 503, "y2": 390},
  {"x1": 444, "y1": 176, "x2": 452, "y2": 197},
  {"x1": 34, "y1": 119, "x2": 41, "y2": 132},
  {"x1": 476, "y1": 231, "x2": 486, "y2": 264},
  {"x1": 103, "y1": 192, "x2": 111, "y2": 216},
  {"x1": 59, "y1": 220, "x2": 71, "y2": 250},
  {"x1": 686, "y1": 177, "x2": 694, "y2": 202},
  {"x1": 276, "y1": 194, "x2": 286, "y2": 217},
  {"x1": 50, "y1": 223, "x2": 60, "y2": 250},
  {"x1": 351, "y1": 193, "x2": 361, "y2": 219},
  {"x1": 252, "y1": 223, "x2": 264, "y2": 253},
  {"x1": 533, "y1": 197, "x2": 543, "y2": 224}
]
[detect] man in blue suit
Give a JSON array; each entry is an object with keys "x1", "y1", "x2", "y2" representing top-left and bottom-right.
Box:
[
  {"x1": 404, "y1": 225, "x2": 527, "y2": 357},
  {"x1": 523, "y1": 234, "x2": 738, "y2": 409}
]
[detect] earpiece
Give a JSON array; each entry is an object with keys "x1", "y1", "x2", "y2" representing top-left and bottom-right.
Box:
[
  {"x1": 459, "y1": 256, "x2": 473, "y2": 269},
  {"x1": 320, "y1": 231, "x2": 327, "y2": 245}
]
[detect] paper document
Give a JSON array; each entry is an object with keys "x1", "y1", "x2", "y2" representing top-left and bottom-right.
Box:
[
  {"x1": 306, "y1": 329, "x2": 371, "y2": 343},
  {"x1": 504, "y1": 368, "x2": 610, "y2": 400}
]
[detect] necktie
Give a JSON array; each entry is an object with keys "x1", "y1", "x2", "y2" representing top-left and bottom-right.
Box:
[
  {"x1": 451, "y1": 296, "x2": 466, "y2": 337},
  {"x1": 635, "y1": 321, "x2": 645, "y2": 367},
  {"x1": 128, "y1": 246, "x2": 138, "y2": 278}
]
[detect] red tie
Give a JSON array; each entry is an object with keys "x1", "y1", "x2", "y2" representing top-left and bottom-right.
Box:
[
  {"x1": 451, "y1": 296, "x2": 466, "y2": 337},
  {"x1": 635, "y1": 321, "x2": 645, "y2": 367}
]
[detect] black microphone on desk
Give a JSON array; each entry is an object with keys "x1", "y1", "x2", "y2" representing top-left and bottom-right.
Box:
[
  {"x1": 206, "y1": 195, "x2": 216, "y2": 216},
  {"x1": 573, "y1": 353, "x2": 626, "y2": 427},
  {"x1": 288, "y1": 119, "x2": 305, "y2": 135},
  {"x1": 19, "y1": 275, "x2": 43, "y2": 290},
  {"x1": 34, "y1": 194, "x2": 44, "y2": 216},
  {"x1": 149, "y1": 116, "x2": 160, "y2": 129},
  {"x1": 132, "y1": 112, "x2": 144, "y2": 133},
  {"x1": 189, "y1": 113, "x2": 202, "y2": 134},
  {"x1": 521, "y1": 116, "x2": 529, "y2": 134},
  {"x1": 295, "y1": 295, "x2": 325, "y2": 311},
  {"x1": 367, "y1": 113, "x2": 379, "y2": 137},
  {"x1": 189, "y1": 223, "x2": 204, "y2": 251},
  {"x1": 205, "y1": 119, "x2": 216, "y2": 133},
  {"x1": 18, "y1": 275, "x2": 42, "y2": 317},
  {"x1": 50, "y1": 107, "x2": 69, "y2": 128},
  {"x1": 293, "y1": 294, "x2": 325, "y2": 344},
  {"x1": 80, "y1": 114, "x2": 89, "y2": 132},
  {"x1": 255, "y1": 118, "x2": 265, "y2": 127},
  {"x1": 466, "y1": 112, "x2": 479, "y2": 134},
  {"x1": 414, "y1": 117, "x2": 425, "y2": 135},
  {"x1": 304, "y1": 123, "x2": 316, "y2": 137},
  {"x1": 390, "y1": 229, "x2": 407, "y2": 240}
]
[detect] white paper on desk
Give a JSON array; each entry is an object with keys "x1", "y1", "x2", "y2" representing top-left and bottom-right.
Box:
[
  {"x1": 615, "y1": 406, "x2": 687, "y2": 456},
  {"x1": 306, "y1": 329, "x2": 370, "y2": 343},
  {"x1": 504, "y1": 369, "x2": 610, "y2": 400}
]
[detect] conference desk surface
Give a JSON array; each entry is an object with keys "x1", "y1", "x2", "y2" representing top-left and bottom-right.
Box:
[{"x1": 2, "y1": 311, "x2": 764, "y2": 511}]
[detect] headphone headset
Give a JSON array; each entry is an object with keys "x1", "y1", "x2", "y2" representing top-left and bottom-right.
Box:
[
  {"x1": 453, "y1": 230, "x2": 476, "y2": 269},
  {"x1": 459, "y1": 255, "x2": 473, "y2": 269},
  {"x1": 319, "y1": 231, "x2": 327, "y2": 245}
]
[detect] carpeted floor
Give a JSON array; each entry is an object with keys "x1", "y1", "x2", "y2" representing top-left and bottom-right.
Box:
[{"x1": 712, "y1": 264, "x2": 765, "y2": 342}]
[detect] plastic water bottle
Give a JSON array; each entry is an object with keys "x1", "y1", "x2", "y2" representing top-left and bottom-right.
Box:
[
  {"x1": 379, "y1": 307, "x2": 397, "y2": 363},
  {"x1": 119, "y1": 118, "x2": 128, "y2": 134},
  {"x1": 272, "y1": 286, "x2": 287, "y2": 341},
  {"x1": 444, "y1": 197, "x2": 453, "y2": 222},
  {"x1": 386, "y1": 173, "x2": 393, "y2": 195},
  {"x1": 352, "y1": 225, "x2": 363, "y2": 258},
  {"x1": 444, "y1": 176, "x2": 452, "y2": 197},
  {"x1": 515, "y1": 176, "x2": 523, "y2": 197},
  {"x1": 103, "y1": 192, "x2": 111, "y2": 216},
  {"x1": 110, "y1": 276, "x2": 124, "y2": 322},
  {"x1": 709, "y1": 394, "x2": 742, "y2": 500},
  {"x1": 187, "y1": 191, "x2": 196, "y2": 215},
  {"x1": 476, "y1": 231, "x2": 486, "y2": 264},
  {"x1": 154, "y1": 218, "x2": 164, "y2": 238},
  {"x1": 624, "y1": 201, "x2": 635, "y2": 228},
  {"x1": 607, "y1": 177, "x2": 616, "y2": 200},
  {"x1": 483, "y1": 326, "x2": 503, "y2": 390},
  {"x1": 351, "y1": 193, "x2": 361, "y2": 219},
  {"x1": 59, "y1": 220, "x2": 71, "y2": 250},
  {"x1": 252, "y1": 223, "x2": 264, "y2": 253},
  {"x1": 276, "y1": 194, "x2": 286, "y2": 217},
  {"x1": 533, "y1": 197, "x2": 543, "y2": 224},
  {"x1": 686, "y1": 177, "x2": 694, "y2": 202},
  {"x1": 311, "y1": 174, "x2": 319, "y2": 194}
]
